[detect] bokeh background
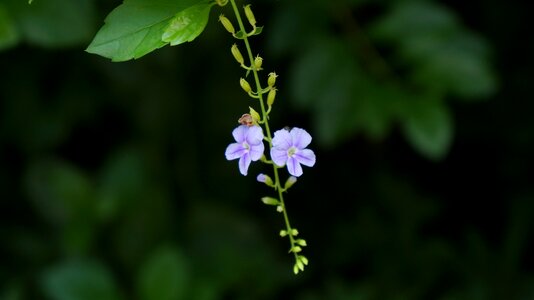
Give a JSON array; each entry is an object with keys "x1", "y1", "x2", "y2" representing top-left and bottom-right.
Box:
[{"x1": 1, "y1": 0, "x2": 533, "y2": 299}]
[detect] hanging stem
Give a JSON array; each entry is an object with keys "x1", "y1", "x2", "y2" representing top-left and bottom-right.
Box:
[{"x1": 229, "y1": 0, "x2": 299, "y2": 263}]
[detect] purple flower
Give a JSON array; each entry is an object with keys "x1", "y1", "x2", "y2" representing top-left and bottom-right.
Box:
[
  {"x1": 271, "y1": 127, "x2": 316, "y2": 177},
  {"x1": 225, "y1": 125, "x2": 265, "y2": 176}
]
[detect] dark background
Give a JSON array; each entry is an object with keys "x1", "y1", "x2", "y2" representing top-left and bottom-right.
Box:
[{"x1": 1, "y1": 0, "x2": 533, "y2": 299}]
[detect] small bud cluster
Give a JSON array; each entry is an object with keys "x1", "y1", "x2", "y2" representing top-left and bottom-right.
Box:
[{"x1": 221, "y1": 0, "x2": 315, "y2": 274}]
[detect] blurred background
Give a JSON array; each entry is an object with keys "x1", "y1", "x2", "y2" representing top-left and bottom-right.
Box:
[{"x1": 1, "y1": 0, "x2": 533, "y2": 299}]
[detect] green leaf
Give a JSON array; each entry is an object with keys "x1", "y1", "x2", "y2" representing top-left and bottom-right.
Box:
[
  {"x1": 162, "y1": 2, "x2": 212, "y2": 46},
  {"x1": 138, "y1": 247, "x2": 189, "y2": 300},
  {"x1": 371, "y1": 2, "x2": 459, "y2": 42},
  {"x1": 12, "y1": 0, "x2": 96, "y2": 48},
  {"x1": 0, "y1": 4, "x2": 20, "y2": 50},
  {"x1": 402, "y1": 96, "x2": 453, "y2": 160},
  {"x1": 411, "y1": 33, "x2": 497, "y2": 99},
  {"x1": 41, "y1": 260, "x2": 121, "y2": 300},
  {"x1": 86, "y1": 0, "x2": 212, "y2": 62}
]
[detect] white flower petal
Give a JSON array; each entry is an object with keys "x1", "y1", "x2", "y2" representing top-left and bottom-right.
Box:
[
  {"x1": 287, "y1": 157, "x2": 303, "y2": 177},
  {"x1": 238, "y1": 153, "x2": 252, "y2": 176},
  {"x1": 294, "y1": 149, "x2": 315, "y2": 167},
  {"x1": 225, "y1": 143, "x2": 246, "y2": 160},
  {"x1": 270, "y1": 148, "x2": 288, "y2": 167},
  {"x1": 272, "y1": 128, "x2": 292, "y2": 150},
  {"x1": 290, "y1": 127, "x2": 312, "y2": 149}
]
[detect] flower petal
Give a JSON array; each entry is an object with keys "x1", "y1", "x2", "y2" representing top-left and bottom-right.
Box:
[
  {"x1": 271, "y1": 148, "x2": 288, "y2": 167},
  {"x1": 246, "y1": 125, "x2": 264, "y2": 145},
  {"x1": 287, "y1": 157, "x2": 303, "y2": 177},
  {"x1": 225, "y1": 143, "x2": 246, "y2": 160},
  {"x1": 290, "y1": 127, "x2": 312, "y2": 149},
  {"x1": 294, "y1": 149, "x2": 316, "y2": 167},
  {"x1": 232, "y1": 125, "x2": 248, "y2": 143},
  {"x1": 272, "y1": 128, "x2": 292, "y2": 150},
  {"x1": 249, "y1": 142, "x2": 264, "y2": 161},
  {"x1": 238, "y1": 153, "x2": 252, "y2": 176}
]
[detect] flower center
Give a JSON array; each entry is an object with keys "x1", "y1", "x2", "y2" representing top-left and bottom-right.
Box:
[
  {"x1": 242, "y1": 141, "x2": 250, "y2": 152},
  {"x1": 287, "y1": 146, "x2": 297, "y2": 157}
]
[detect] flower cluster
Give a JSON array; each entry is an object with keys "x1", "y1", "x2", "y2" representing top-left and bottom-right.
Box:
[
  {"x1": 220, "y1": 0, "x2": 315, "y2": 274},
  {"x1": 225, "y1": 126, "x2": 315, "y2": 177}
]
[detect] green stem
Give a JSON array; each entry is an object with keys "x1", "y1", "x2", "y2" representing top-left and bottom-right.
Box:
[{"x1": 229, "y1": 0, "x2": 298, "y2": 261}]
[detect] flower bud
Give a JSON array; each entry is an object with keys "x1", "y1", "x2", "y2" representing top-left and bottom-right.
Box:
[
  {"x1": 244, "y1": 4, "x2": 256, "y2": 27},
  {"x1": 249, "y1": 107, "x2": 261, "y2": 122},
  {"x1": 299, "y1": 255, "x2": 309, "y2": 265},
  {"x1": 254, "y1": 56, "x2": 263, "y2": 70},
  {"x1": 284, "y1": 176, "x2": 297, "y2": 190},
  {"x1": 267, "y1": 88, "x2": 277, "y2": 107},
  {"x1": 280, "y1": 230, "x2": 288, "y2": 237},
  {"x1": 257, "y1": 173, "x2": 274, "y2": 186},
  {"x1": 296, "y1": 260, "x2": 304, "y2": 271},
  {"x1": 231, "y1": 44, "x2": 244, "y2": 65},
  {"x1": 290, "y1": 228, "x2": 299, "y2": 236},
  {"x1": 291, "y1": 246, "x2": 302, "y2": 253},
  {"x1": 219, "y1": 15, "x2": 235, "y2": 34},
  {"x1": 240, "y1": 78, "x2": 252, "y2": 93},
  {"x1": 267, "y1": 72, "x2": 277, "y2": 87},
  {"x1": 216, "y1": 0, "x2": 228, "y2": 6},
  {"x1": 261, "y1": 197, "x2": 279, "y2": 206},
  {"x1": 276, "y1": 205, "x2": 283, "y2": 213},
  {"x1": 296, "y1": 239, "x2": 307, "y2": 247},
  {"x1": 293, "y1": 264, "x2": 299, "y2": 275}
]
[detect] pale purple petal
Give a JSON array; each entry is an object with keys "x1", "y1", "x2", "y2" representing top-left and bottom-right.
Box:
[
  {"x1": 294, "y1": 149, "x2": 316, "y2": 167},
  {"x1": 290, "y1": 127, "x2": 312, "y2": 149},
  {"x1": 287, "y1": 157, "x2": 303, "y2": 177},
  {"x1": 238, "y1": 153, "x2": 252, "y2": 176},
  {"x1": 249, "y1": 142, "x2": 264, "y2": 161},
  {"x1": 272, "y1": 129, "x2": 292, "y2": 150},
  {"x1": 225, "y1": 143, "x2": 246, "y2": 160},
  {"x1": 232, "y1": 125, "x2": 248, "y2": 143},
  {"x1": 246, "y1": 126, "x2": 264, "y2": 145},
  {"x1": 271, "y1": 148, "x2": 288, "y2": 167}
]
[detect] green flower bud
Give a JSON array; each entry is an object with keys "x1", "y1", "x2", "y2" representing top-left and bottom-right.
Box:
[
  {"x1": 219, "y1": 14, "x2": 235, "y2": 34},
  {"x1": 291, "y1": 246, "x2": 302, "y2": 253},
  {"x1": 267, "y1": 88, "x2": 277, "y2": 107},
  {"x1": 276, "y1": 205, "x2": 283, "y2": 213},
  {"x1": 216, "y1": 0, "x2": 228, "y2": 6},
  {"x1": 293, "y1": 264, "x2": 299, "y2": 275},
  {"x1": 284, "y1": 176, "x2": 297, "y2": 190},
  {"x1": 296, "y1": 259, "x2": 304, "y2": 271},
  {"x1": 268, "y1": 72, "x2": 277, "y2": 87},
  {"x1": 291, "y1": 228, "x2": 299, "y2": 236},
  {"x1": 231, "y1": 44, "x2": 244, "y2": 65},
  {"x1": 244, "y1": 4, "x2": 256, "y2": 27},
  {"x1": 240, "y1": 78, "x2": 252, "y2": 93},
  {"x1": 296, "y1": 239, "x2": 307, "y2": 247},
  {"x1": 254, "y1": 55, "x2": 263, "y2": 70},
  {"x1": 261, "y1": 197, "x2": 279, "y2": 206},
  {"x1": 280, "y1": 230, "x2": 288, "y2": 237},
  {"x1": 299, "y1": 255, "x2": 309, "y2": 266},
  {"x1": 249, "y1": 107, "x2": 261, "y2": 123}
]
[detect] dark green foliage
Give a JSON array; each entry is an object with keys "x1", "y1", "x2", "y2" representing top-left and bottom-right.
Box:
[{"x1": 1, "y1": 0, "x2": 533, "y2": 299}]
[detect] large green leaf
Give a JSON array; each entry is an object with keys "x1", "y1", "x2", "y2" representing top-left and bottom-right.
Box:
[
  {"x1": 402, "y1": 96, "x2": 453, "y2": 160},
  {"x1": 86, "y1": 0, "x2": 212, "y2": 62},
  {"x1": 137, "y1": 247, "x2": 189, "y2": 300},
  {"x1": 162, "y1": 3, "x2": 212, "y2": 46},
  {"x1": 0, "y1": 4, "x2": 20, "y2": 50},
  {"x1": 41, "y1": 260, "x2": 121, "y2": 300},
  {"x1": 8, "y1": 0, "x2": 96, "y2": 48}
]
